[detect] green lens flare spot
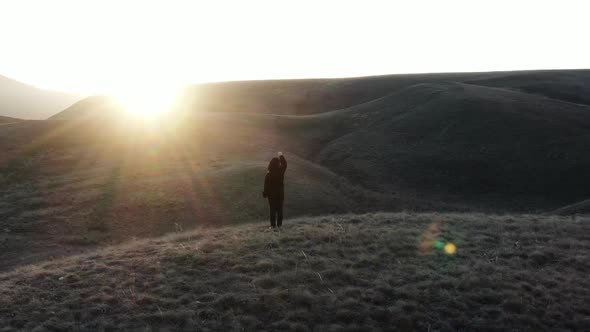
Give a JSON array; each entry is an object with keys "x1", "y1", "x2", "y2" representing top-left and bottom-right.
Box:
[{"x1": 433, "y1": 240, "x2": 445, "y2": 249}]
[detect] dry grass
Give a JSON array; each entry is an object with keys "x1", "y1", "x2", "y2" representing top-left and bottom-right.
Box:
[{"x1": 0, "y1": 212, "x2": 588, "y2": 331}]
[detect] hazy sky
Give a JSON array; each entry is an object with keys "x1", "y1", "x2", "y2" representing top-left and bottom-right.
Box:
[{"x1": 1, "y1": 0, "x2": 588, "y2": 95}]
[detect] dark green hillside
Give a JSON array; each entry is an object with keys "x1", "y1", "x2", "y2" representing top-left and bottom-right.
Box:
[
  {"x1": 179, "y1": 72, "x2": 489, "y2": 115},
  {"x1": 467, "y1": 69, "x2": 590, "y2": 105},
  {"x1": 314, "y1": 82, "x2": 590, "y2": 208},
  {"x1": 177, "y1": 69, "x2": 590, "y2": 115},
  {"x1": 552, "y1": 198, "x2": 590, "y2": 215}
]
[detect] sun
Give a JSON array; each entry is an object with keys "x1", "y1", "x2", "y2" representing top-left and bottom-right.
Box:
[{"x1": 114, "y1": 85, "x2": 180, "y2": 119}]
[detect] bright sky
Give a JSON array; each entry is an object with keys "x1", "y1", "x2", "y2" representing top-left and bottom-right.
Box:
[{"x1": 0, "y1": 0, "x2": 589, "y2": 95}]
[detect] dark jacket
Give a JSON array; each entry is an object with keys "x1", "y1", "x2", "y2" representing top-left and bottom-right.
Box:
[{"x1": 263, "y1": 155, "x2": 287, "y2": 198}]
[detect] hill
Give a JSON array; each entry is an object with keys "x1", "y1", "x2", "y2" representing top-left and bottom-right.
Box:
[
  {"x1": 177, "y1": 72, "x2": 483, "y2": 115},
  {"x1": 48, "y1": 96, "x2": 122, "y2": 120},
  {"x1": 51, "y1": 69, "x2": 590, "y2": 119},
  {"x1": 0, "y1": 118, "x2": 404, "y2": 270},
  {"x1": 176, "y1": 69, "x2": 590, "y2": 115},
  {"x1": 467, "y1": 69, "x2": 590, "y2": 106},
  {"x1": 551, "y1": 198, "x2": 590, "y2": 215},
  {"x1": 313, "y1": 82, "x2": 590, "y2": 208},
  {"x1": 0, "y1": 115, "x2": 23, "y2": 124},
  {"x1": 0, "y1": 212, "x2": 587, "y2": 331},
  {"x1": 0, "y1": 74, "x2": 81, "y2": 119},
  {"x1": 3, "y1": 69, "x2": 590, "y2": 270}
]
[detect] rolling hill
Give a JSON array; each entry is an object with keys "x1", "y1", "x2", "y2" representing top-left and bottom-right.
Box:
[
  {"x1": 467, "y1": 70, "x2": 590, "y2": 105},
  {"x1": 313, "y1": 81, "x2": 590, "y2": 207},
  {"x1": 0, "y1": 117, "x2": 400, "y2": 270},
  {"x1": 0, "y1": 75, "x2": 81, "y2": 119},
  {"x1": 2, "y1": 69, "x2": 590, "y2": 272},
  {"x1": 178, "y1": 69, "x2": 590, "y2": 115},
  {"x1": 48, "y1": 96, "x2": 122, "y2": 121},
  {"x1": 551, "y1": 198, "x2": 590, "y2": 215},
  {"x1": 0, "y1": 115, "x2": 23, "y2": 124},
  {"x1": 1, "y1": 69, "x2": 590, "y2": 330}
]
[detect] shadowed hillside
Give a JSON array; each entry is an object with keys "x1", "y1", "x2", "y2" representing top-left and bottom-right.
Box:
[
  {"x1": 0, "y1": 75, "x2": 80, "y2": 119},
  {"x1": 467, "y1": 70, "x2": 590, "y2": 105},
  {"x1": 178, "y1": 70, "x2": 590, "y2": 115},
  {"x1": 0, "y1": 213, "x2": 587, "y2": 331},
  {"x1": 313, "y1": 82, "x2": 590, "y2": 207},
  {"x1": 551, "y1": 198, "x2": 590, "y2": 215},
  {"x1": 178, "y1": 72, "x2": 484, "y2": 115}
]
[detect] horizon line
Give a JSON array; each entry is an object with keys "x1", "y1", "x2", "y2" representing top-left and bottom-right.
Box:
[{"x1": 3, "y1": 66, "x2": 589, "y2": 97}]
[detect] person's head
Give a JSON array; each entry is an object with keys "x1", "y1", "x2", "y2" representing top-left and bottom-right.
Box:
[{"x1": 268, "y1": 157, "x2": 280, "y2": 172}]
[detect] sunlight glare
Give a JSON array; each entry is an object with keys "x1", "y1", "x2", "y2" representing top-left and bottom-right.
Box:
[{"x1": 115, "y1": 85, "x2": 180, "y2": 119}]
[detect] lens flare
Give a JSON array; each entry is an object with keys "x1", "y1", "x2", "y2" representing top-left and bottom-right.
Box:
[
  {"x1": 444, "y1": 243, "x2": 457, "y2": 255},
  {"x1": 433, "y1": 240, "x2": 445, "y2": 250},
  {"x1": 418, "y1": 218, "x2": 458, "y2": 256}
]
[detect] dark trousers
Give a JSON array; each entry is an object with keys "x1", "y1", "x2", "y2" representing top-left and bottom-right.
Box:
[{"x1": 268, "y1": 194, "x2": 284, "y2": 227}]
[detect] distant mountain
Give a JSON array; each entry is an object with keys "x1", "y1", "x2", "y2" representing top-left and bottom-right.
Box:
[
  {"x1": 0, "y1": 75, "x2": 81, "y2": 119},
  {"x1": 0, "y1": 115, "x2": 23, "y2": 124},
  {"x1": 48, "y1": 95, "x2": 120, "y2": 120}
]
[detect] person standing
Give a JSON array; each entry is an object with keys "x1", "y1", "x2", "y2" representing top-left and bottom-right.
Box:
[{"x1": 263, "y1": 152, "x2": 287, "y2": 228}]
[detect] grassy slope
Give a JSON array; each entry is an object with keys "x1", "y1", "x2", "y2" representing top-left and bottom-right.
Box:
[
  {"x1": 51, "y1": 70, "x2": 590, "y2": 120},
  {"x1": 0, "y1": 212, "x2": 588, "y2": 331},
  {"x1": 3, "y1": 76, "x2": 590, "y2": 269},
  {"x1": 0, "y1": 118, "x2": 404, "y2": 270},
  {"x1": 179, "y1": 70, "x2": 590, "y2": 116},
  {"x1": 314, "y1": 82, "x2": 590, "y2": 208},
  {"x1": 186, "y1": 81, "x2": 590, "y2": 211},
  {"x1": 46, "y1": 73, "x2": 590, "y2": 211},
  {"x1": 179, "y1": 72, "x2": 484, "y2": 116},
  {"x1": 467, "y1": 69, "x2": 590, "y2": 106},
  {"x1": 551, "y1": 198, "x2": 590, "y2": 215}
]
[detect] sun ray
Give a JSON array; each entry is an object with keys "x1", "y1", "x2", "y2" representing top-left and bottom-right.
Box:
[{"x1": 114, "y1": 85, "x2": 181, "y2": 120}]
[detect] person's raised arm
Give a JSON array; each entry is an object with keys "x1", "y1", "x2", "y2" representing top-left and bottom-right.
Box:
[
  {"x1": 278, "y1": 152, "x2": 287, "y2": 173},
  {"x1": 263, "y1": 173, "x2": 269, "y2": 198}
]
